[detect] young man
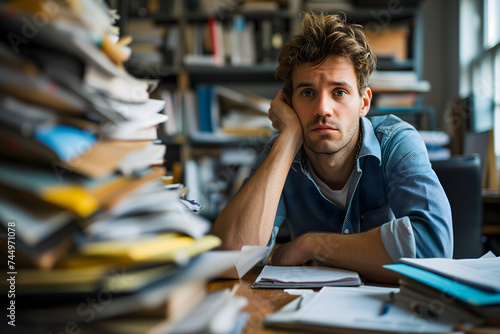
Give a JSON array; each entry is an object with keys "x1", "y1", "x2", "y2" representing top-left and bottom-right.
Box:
[{"x1": 212, "y1": 12, "x2": 453, "y2": 283}]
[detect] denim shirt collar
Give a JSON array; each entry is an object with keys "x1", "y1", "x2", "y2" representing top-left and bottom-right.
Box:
[{"x1": 291, "y1": 116, "x2": 382, "y2": 174}]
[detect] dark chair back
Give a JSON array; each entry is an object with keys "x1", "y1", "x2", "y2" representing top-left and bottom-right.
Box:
[{"x1": 431, "y1": 154, "x2": 484, "y2": 259}]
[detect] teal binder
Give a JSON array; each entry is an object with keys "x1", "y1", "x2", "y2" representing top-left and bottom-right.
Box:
[{"x1": 384, "y1": 264, "x2": 500, "y2": 306}]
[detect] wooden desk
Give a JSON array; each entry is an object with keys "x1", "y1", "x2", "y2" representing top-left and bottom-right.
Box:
[
  {"x1": 207, "y1": 266, "x2": 310, "y2": 334},
  {"x1": 207, "y1": 267, "x2": 500, "y2": 334}
]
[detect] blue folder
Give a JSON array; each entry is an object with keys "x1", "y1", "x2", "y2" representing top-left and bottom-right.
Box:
[{"x1": 384, "y1": 264, "x2": 500, "y2": 306}]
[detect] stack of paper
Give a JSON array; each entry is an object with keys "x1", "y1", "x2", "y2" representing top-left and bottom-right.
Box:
[
  {"x1": 265, "y1": 286, "x2": 458, "y2": 333},
  {"x1": 151, "y1": 285, "x2": 249, "y2": 334},
  {"x1": 0, "y1": 1, "x2": 237, "y2": 332},
  {"x1": 384, "y1": 253, "x2": 500, "y2": 322},
  {"x1": 0, "y1": 3, "x2": 168, "y2": 179},
  {"x1": 253, "y1": 265, "x2": 361, "y2": 288}
]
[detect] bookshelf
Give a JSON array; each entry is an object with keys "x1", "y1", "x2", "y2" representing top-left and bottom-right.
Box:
[{"x1": 111, "y1": 0, "x2": 434, "y2": 221}]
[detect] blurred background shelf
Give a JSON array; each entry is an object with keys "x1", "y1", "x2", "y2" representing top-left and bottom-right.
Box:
[{"x1": 109, "y1": 0, "x2": 435, "y2": 222}]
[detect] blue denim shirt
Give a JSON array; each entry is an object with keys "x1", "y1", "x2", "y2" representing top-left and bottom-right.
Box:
[{"x1": 243, "y1": 115, "x2": 453, "y2": 261}]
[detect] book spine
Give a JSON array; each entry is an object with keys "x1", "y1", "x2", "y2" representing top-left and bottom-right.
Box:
[{"x1": 196, "y1": 85, "x2": 212, "y2": 133}]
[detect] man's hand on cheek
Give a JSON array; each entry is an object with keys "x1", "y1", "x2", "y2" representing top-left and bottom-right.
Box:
[{"x1": 268, "y1": 89, "x2": 302, "y2": 138}]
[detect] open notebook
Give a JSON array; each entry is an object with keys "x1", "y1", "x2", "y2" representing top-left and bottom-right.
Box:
[{"x1": 252, "y1": 265, "x2": 361, "y2": 288}]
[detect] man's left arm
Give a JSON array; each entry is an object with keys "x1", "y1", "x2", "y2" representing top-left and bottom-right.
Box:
[
  {"x1": 272, "y1": 227, "x2": 399, "y2": 283},
  {"x1": 381, "y1": 126, "x2": 453, "y2": 259}
]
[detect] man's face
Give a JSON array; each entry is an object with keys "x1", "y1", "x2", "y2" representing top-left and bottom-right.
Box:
[{"x1": 291, "y1": 56, "x2": 371, "y2": 156}]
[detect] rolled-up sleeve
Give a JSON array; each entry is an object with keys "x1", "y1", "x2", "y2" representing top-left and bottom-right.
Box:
[{"x1": 380, "y1": 217, "x2": 416, "y2": 262}]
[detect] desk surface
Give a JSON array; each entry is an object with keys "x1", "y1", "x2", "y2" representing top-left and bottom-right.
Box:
[
  {"x1": 208, "y1": 267, "x2": 500, "y2": 334},
  {"x1": 207, "y1": 266, "x2": 306, "y2": 334}
]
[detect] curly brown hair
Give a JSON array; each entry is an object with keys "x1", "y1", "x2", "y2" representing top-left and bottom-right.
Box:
[{"x1": 275, "y1": 12, "x2": 376, "y2": 98}]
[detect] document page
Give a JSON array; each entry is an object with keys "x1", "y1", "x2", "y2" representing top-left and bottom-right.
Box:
[
  {"x1": 400, "y1": 256, "x2": 500, "y2": 292},
  {"x1": 253, "y1": 265, "x2": 360, "y2": 288},
  {"x1": 293, "y1": 286, "x2": 456, "y2": 333}
]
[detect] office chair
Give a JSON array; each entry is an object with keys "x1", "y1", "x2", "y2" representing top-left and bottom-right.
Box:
[{"x1": 431, "y1": 154, "x2": 484, "y2": 259}]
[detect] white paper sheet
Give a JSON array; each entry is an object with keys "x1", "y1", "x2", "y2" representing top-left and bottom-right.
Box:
[
  {"x1": 400, "y1": 256, "x2": 500, "y2": 292},
  {"x1": 253, "y1": 265, "x2": 361, "y2": 288}
]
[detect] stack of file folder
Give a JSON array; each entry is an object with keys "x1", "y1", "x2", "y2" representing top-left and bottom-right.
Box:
[
  {"x1": 264, "y1": 255, "x2": 499, "y2": 333},
  {"x1": 0, "y1": 1, "x2": 239, "y2": 333},
  {"x1": 384, "y1": 254, "x2": 500, "y2": 325}
]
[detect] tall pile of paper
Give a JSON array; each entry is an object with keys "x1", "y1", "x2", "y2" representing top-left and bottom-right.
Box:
[
  {"x1": 385, "y1": 254, "x2": 500, "y2": 325},
  {"x1": 0, "y1": 1, "x2": 238, "y2": 332}
]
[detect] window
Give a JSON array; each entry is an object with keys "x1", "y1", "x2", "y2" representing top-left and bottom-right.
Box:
[
  {"x1": 485, "y1": 0, "x2": 500, "y2": 48},
  {"x1": 495, "y1": 50, "x2": 500, "y2": 157},
  {"x1": 461, "y1": 0, "x2": 500, "y2": 158}
]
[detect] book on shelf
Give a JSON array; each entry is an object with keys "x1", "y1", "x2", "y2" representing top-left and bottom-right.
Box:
[
  {"x1": 183, "y1": 15, "x2": 268, "y2": 67},
  {"x1": 196, "y1": 84, "x2": 219, "y2": 133},
  {"x1": 126, "y1": 20, "x2": 182, "y2": 69},
  {"x1": 370, "y1": 71, "x2": 431, "y2": 93},
  {"x1": 187, "y1": 84, "x2": 273, "y2": 139},
  {"x1": 184, "y1": 21, "x2": 217, "y2": 67},
  {"x1": 239, "y1": 1, "x2": 281, "y2": 12},
  {"x1": 159, "y1": 88, "x2": 183, "y2": 137},
  {"x1": 183, "y1": 145, "x2": 262, "y2": 220},
  {"x1": 208, "y1": 17, "x2": 225, "y2": 67},
  {"x1": 373, "y1": 92, "x2": 418, "y2": 110},
  {"x1": 221, "y1": 109, "x2": 274, "y2": 137},
  {"x1": 304, "y1": 0, "x2": 355, "y2": 11},
  {"x1": 257, "y1": 18, "x2": 273, "y2": 63}
]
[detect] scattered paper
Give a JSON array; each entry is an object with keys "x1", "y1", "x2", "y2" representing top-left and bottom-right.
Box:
[
  {"x1": 216, "y1": 246, "x2": 269, "y2": 279},
  {"x1": 284, "y1": 289, "x2": 315, "y2": 296},
  {"x1": 236, "y1": 245, "x2": 269, "y2": 278}
]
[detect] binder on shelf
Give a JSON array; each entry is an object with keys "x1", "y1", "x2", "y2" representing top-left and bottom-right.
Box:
[
  {"x1": 196, "y1": 84, "x2": 218, "y2": 133},
  {"x1": 191, "y1": 84, "x2": 273, "y2": 138}
]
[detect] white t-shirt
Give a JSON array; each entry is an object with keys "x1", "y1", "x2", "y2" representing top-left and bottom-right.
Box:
[{"x1": 307, "y1": 160, "x2": 354, "y2": 210}]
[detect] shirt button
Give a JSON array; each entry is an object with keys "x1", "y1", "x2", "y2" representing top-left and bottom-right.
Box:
[{"x1": 344, "y1": 229, "x2": 349, "y2": 234}]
